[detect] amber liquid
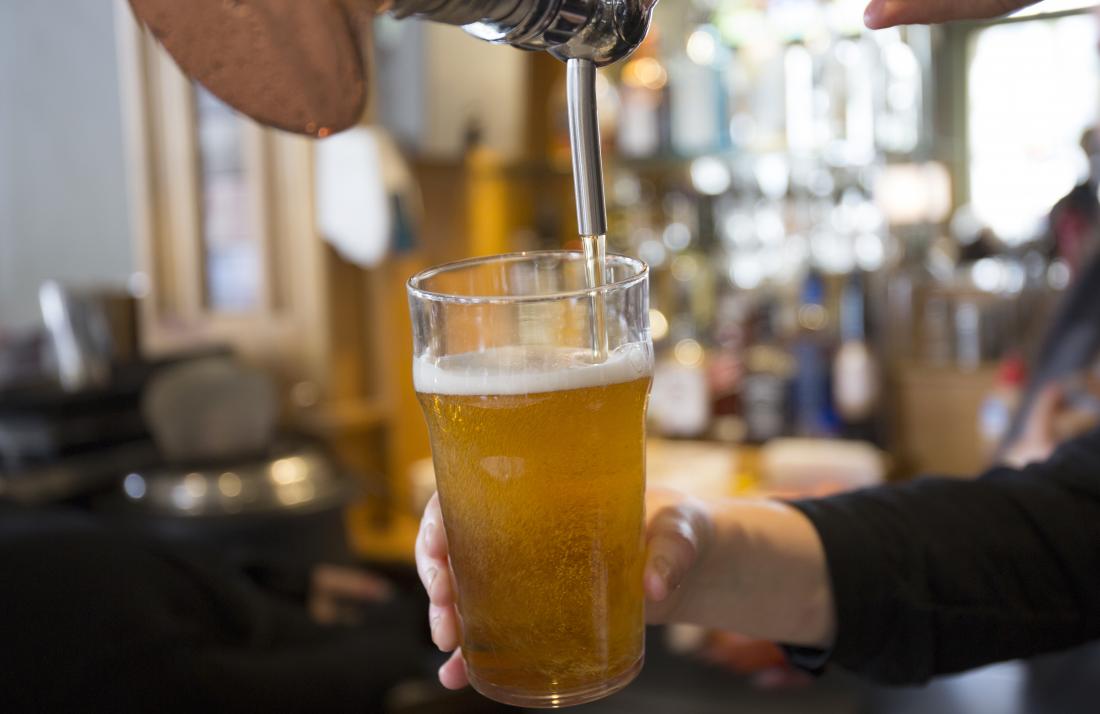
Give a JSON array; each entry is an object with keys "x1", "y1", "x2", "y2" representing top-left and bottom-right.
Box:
[{"x1": 418, "y1": 376, "x2": 650, "y2": 706}]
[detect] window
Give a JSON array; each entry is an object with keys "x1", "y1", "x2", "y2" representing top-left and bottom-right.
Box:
[
  {"x1": 194, "y1": 85, "x2": 263, "y2": 312},
  {"x1": 967, "y1": 14, "x2": 1100, "y2": 243}
]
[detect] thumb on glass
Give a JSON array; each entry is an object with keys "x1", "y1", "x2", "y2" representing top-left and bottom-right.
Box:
[{"x1": 644, "y1": 493, "x2": 711, "y2": 603}]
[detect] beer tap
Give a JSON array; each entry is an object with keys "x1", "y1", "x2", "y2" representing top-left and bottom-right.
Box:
[
  {"x1": 389, "y1": 0, "x2": 659, "y2": 67},
  {"x1": 128, "y1": 0, "x2": 658, "y2": 136}
]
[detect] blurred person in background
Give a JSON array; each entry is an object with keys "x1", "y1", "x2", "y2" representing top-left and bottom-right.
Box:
[
  {"x1": 1046, "y1": 129, "x2": 1100, "y2": 279},
  {"x1": 1000, "y1": 127, "x2": 1100, "y2": 464}
]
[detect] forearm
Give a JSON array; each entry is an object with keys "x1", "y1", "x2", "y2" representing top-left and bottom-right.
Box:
[
  {"x1": 655, "y1": 499, "x2": 835, "y2": 648},
  {"x1": 792, "y1": 428, "x2": 1100, "y2": 684}
]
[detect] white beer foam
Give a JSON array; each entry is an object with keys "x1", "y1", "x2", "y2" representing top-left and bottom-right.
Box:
[{"x1": 414, "y1": 342, "x2": 653, "y2": 396}]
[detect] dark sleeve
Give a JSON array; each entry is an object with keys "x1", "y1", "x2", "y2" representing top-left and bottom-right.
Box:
[{"x1": 787, "y1": 427, "x2": 1100, "y2": 685}]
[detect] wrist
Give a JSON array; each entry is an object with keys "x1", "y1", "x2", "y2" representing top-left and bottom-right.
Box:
[{"x1": 710, "y1": 499, "x2": 836, "y2": 649}]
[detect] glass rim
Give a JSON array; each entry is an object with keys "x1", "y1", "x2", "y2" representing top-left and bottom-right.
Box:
[{"x1": 406, "y1": 250, "x2": 649, "y2": 305}]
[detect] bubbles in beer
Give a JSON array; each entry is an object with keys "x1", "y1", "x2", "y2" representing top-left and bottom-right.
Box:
[{"x1": 415, "y1": 363, "x2": 652, "y2": 697}]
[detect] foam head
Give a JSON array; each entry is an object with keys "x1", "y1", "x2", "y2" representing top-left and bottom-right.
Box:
[{"x1": 414, "y1": 342, "x2": 653, "y2": 395}]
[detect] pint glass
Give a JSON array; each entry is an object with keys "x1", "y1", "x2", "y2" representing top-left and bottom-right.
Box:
[{"x1": 408, "y1": 251, "x2": 652, "y2": 708}]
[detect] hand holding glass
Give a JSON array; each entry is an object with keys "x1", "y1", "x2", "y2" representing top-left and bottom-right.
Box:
[{"x1": 408, "y1": 252, "x2": 653, "y2": 708}]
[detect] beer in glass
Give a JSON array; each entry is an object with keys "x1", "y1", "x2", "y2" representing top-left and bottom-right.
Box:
[{"x1": 408, "y1": 252, "x2": 652, "y2": 708}]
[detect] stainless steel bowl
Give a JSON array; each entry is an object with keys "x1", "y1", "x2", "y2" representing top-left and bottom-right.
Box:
[{"x1": 116, "y1": 442, "x2": 353, "y2": 518}]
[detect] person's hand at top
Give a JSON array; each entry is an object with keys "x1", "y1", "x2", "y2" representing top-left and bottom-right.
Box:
[
  {"x1": 864, "y1": 0, "x2": 1040, "y2": 29},
  {"x1": 416, "y1": 488, "x2": 835, "y2": 690}
]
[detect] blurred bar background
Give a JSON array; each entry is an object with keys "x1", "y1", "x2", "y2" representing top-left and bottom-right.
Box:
[{"x1": 4, "y1": 1, "x2": 1100, "y2": 712}]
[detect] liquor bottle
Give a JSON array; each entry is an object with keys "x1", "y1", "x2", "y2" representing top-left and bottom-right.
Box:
[
  {"x1": 820, "y1": 37, "x2": 876, "y2": 167},
  {"x1": 649, "y1": 191, "x2": 712, "y2": 438},
  {"x1": 792, "y1": 272, "x2": 839, "y2": 437},
  {"x1": 668, "y1": 51, "x2": 726, "y2": 157},
  {"x1": 784, "y1": 43, "x2": 818, "y2": 155},
  {"x1": 649, "y1": 314, "x2": 711, "y2": 439},
  {"x1": 873, "y1": 28, "x2": 923, "y2": 155},
  {"x1": 742, "y1": 305, "x2": 794, "y2": 444},
  {"x1": 833, "y1": 273, "x2": 881, "y2": 436},
  {"x1": 708, "y1": 290, "x2": 748, "y2": 443},
  {"x1": 617, "y1": 35, "x2": 669, "y2": 158}
]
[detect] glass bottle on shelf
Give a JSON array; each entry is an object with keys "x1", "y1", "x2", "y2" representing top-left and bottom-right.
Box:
[
  {"x1": 742, "y1": 303, "x2": 794, "y2": 443},
  {"x1": 873, "y1": 28, "x2": 922, "y2": 155},
  {"x1": 820, "y1": 36, "x2": 876, "y2": 168},
  {"x1": 706, "y1": 270, "x2": 747, "y2": 443},
  {"x1": 649, "y1": 190, "x2": 712, "y2": 438},
  {"x1": 792, "y1": 271, "x2": 840, "y2": 437},
  {"x1": 649, "y1": 310, "x2": 711, "y2": 439},
  {"x1": 617, "y1": 36, "x2": 669, "y2": 159},
  {"x1": 784, "y1": 42, "x2": 818, "y2": 155},
  {"x1": 668, "y1": 31, "x2": 727, "y2": 157},
  {"x1": 833, "y1": 272, "x2": 881, "y2": 436}
]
